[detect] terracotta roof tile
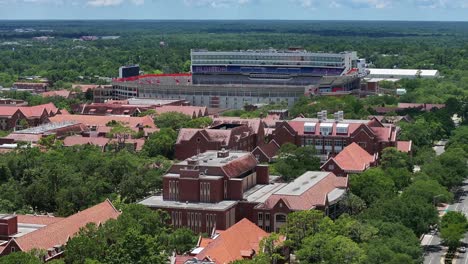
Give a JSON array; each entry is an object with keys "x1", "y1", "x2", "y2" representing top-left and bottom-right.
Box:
[
  {"x1": 256, "y1": 140, "x2": 280, "y2": 159},
  {"x1": 397, "y1": 141, "x2": 412, "y2": 153},
  {"x1": 221, "y1": 154, "x2": 258, "y2": 178},
  {"x1": 63, "y1": 136, "x2": 109, "y2": 147},
  {"x1": 50, "y1": 114, "x2": 155, "y2": 128},
  {"x1": 16, "y1": 215, "x2": 65, "y2": 226},
  {"x1": 14, "y1": 199, "x2": 120, "y2": 252},
  {"x1": 323, "y1": 143, "x2": 376, "y2": 173},
  {"x1": 42, "y1": 90, "x2": 71, "y2": 98},
  {"x1": 196, "y1": 219, "x2": 269, "y2": 264}
]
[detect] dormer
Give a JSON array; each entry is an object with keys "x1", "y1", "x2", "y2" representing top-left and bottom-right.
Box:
[
  {"x1": 304, "y1": 122, "x2": 316, "y2": 134},
  {"x1": 319, "y1": 123, "x2": 333, "y2": 136}
]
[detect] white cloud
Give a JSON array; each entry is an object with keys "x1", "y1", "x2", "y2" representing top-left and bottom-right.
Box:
[
  {"x1": 183, "y1": 0, "x2": 252, "y2": 8},
  {"x1": 329, "y1": 0, "x2": 393, "y2": 8},
  {"x1": 412, "y1": 0, "x2": 468, "y2": 8}
]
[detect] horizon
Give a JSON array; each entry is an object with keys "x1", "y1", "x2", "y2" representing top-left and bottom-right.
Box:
[{"x1": 1, "y1": 0, "x2": 468, "y2": 21}]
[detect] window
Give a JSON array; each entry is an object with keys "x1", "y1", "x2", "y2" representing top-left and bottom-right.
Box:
[
  {"x1": 358, "y1": 142, "x2": 367, "y2": 148},
  {"x1": 258, "y1": 212, "x2": 263, "y2": 221},
  {"x1": 304, "y1": 138, "x2": 313, "y2": 146},
  {"x1": 315, "y1": 139, "x2": 323, "y2": 145},
  {"x1": 11, "y1": 247, "x2": 16, "y2": 253},
  {"x1": 328, "y1": 164, "x2": 335, "y2": 170},
  {"x1": 325, "y1": 139, "x2": 333, "y2": 146}
]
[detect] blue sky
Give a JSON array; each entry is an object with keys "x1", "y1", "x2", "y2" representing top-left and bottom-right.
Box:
[{"x1": 0, "y1": 0, "x2": 467, "y2": 21}]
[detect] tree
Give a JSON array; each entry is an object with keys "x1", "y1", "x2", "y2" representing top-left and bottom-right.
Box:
[
  {"x1": 401, "y1": 178, "x2": 453, "y2": 205},
  {"x1": 349, "y1": 168, "x2": 396, "y2": 206},
  {"x1": 273, "y1": 145, "x2": 320, "y2": 182},
  {"x1": 154, "y1": 112, "x2": 191, "y2": 130},
  {"x1": 280, "y1": 210, "x2": 327, "y2": 249},
  {"x1": 380, "y1": 147, "x2": 412, "y2": 172},
  {"x1": 297, "y1": 233, "x2": 366, "y2": 264},
  {"x1": 440, "y1": 224, "x2": 466, "y2": 250},
  {"x1": 142, "y1": 128, "x2": 177, "y2": 159},
  {"x1": 0, "y1": 252, "x2": 42, "y2": 264}
]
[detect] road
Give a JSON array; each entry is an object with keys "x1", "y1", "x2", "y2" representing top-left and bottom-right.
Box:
[
  {"x1": 424, "y1": 234, "x2": 444, "y2": 264},
  {"x1": 424, "y1": 179, "x2": 468, "y2": 264},
  {"x1": 453, "y1": 179, "x2": 468, "y2": 264}
]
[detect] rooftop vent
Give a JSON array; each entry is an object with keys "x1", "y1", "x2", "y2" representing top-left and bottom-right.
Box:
[{"x1": 217, "y1": 148, "x2": 230, "y2": 158}]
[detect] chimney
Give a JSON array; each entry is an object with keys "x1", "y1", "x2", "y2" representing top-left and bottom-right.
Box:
[
  {"x1": 256, "y1": 165, "x2": 269, "y2": 184},
  {"x1": 217, "y1": 148, "x2": 230, "y2": 158},
  {"x1": 0, "y1": 215, "x2": 18, "y2": 239}
]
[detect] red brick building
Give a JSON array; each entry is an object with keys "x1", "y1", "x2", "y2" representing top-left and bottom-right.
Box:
[
  {"x1": 252, "y1": 140, "x2": 280, "y2": 163},
  {"x1": 139, "y1": 150, "x2": 348, "y2": 234},
  {"x1": 272, "y1": 111, "x2": 400, "y2": 161},
  {"x1": 321, "y1": 142, "x2": 378, "y2": 177},
  {"x1": 175, "y1": 118, "x2": 265, "y2": 161},
  {"x1": 0, "y1": 103, "x2": 58, "y2": 131},
  {"x1": 0, "y1": 200, "x2": 120, "y2": 261}
]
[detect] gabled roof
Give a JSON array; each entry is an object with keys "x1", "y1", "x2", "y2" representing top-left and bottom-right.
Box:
[
  {"x1": 195, "y1": 219, "x2": 269, "y2": 264},
  {"x1": 212, "y1": 117, "x2": 262, "y2": 135},
  {"x1": 11, "y1": 199, "x2": 120, "y2": 252},
  {"x1": 0, "y1": 107, "x2": 21, "y2": 117},
  {"x1": 253, "y1": 140, "x2": 280, "y2": 160},
  {"x1": 221, "y1": 154, "x2": 258, "y2": 178},
  {"x1": 154, "y1": 105, "x2": 208, "y2": 118},
  {"x1": 322, "y1": 143, "x2": 376, "y2": 173}
]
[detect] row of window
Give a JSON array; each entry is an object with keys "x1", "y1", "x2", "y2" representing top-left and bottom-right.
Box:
[
  {"x1": 302, "y1": 138, "x2": 347, "y2": 147},
  {"x1": 171, "y1": 211, "x2": 183, "y2": 228},
  {"x1": 192, "y1": 60, "x2": 343, "y2": 67},
  {"x1": 187, "y1": 212, "x2": 202, "y2": 233}
]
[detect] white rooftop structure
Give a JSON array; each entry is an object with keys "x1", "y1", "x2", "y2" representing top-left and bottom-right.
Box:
[
  {"x1": 367, "y1": 68, "x2": 440, "y2": 79},
  {"x1": 275, "y1": 171, "x2": 331, "y2": 196},
  {"x1": 138, "y1": 196, "x2": 237, "y2": 211}
]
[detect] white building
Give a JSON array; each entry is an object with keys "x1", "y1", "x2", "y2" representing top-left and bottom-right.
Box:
[{"x1": 367, "y1": 68, "x2": 440, "y2": 80}]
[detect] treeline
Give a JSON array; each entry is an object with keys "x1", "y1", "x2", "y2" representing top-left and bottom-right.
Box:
[{"x1": 0, "y1": 145, "x2": 171, "y2": 216}]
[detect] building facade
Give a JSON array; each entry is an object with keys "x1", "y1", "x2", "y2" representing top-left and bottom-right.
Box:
[
  {"x1": 139, "y1": 150, "x2": 348, "y2": 234},
  {"x1": 272, "y1": 111, "x2": 399, "y2": 161}
]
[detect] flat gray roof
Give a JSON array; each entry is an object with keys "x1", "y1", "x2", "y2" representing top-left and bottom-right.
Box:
[
  {"x1": 177, "y1": 150, "x2": 252, "y2": 168},
  {"x1": 138, "y1": 196, "x2": 237, "y2": 211},
  {"x1": 328, "y1": 188, "x2": 347, "y2": 205},
  {"x1": 243, "y1": 183, "x2": 287, "y2": 203},
  {"x1": 274, "y1": 171, "x2": 331, "y2": 196}
]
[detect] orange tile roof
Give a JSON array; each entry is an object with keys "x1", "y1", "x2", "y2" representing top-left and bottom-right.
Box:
[
  {"x1": 154, "y1": 105, "x2": 208, "y2": 118},
  {"x1": 49, "y1": 114, "x2": 156, "y2": 128},
  {"x1": 0, "y1": 107, "x2": 20, "y2": 117},
  {"x1": 41, "y1": 90, "x2": 71, "y2": 98},
  {"x1": 16, "y1": 215, "x2": 65, "y2": 226},
  {"x1": 13, "y1": 199, "x2": 120, "y2": 252},
  {"x1": 324, "y1": 143, "x2": 377, "y2": 173},
  {"x1": 397, "y1": 141, "x2": 412, "y2": 153},
  {"x1": 63, "y1": 136, "x2": 110, "y2": 148},
  {"x1": 221, "y1": 154, "x2": 258, "y2": 178},
  {"x1": 196, "y1": 219, "x2": 269, "y2": 263}
]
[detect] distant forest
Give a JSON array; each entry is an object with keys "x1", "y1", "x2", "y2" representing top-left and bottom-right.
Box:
[{"x1": 0, "y1": 20, "x2": 467, "y2": 103}]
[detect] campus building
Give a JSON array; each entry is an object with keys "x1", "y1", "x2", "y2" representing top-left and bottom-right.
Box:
[
  {"x1": 0, "y1": 200, "x2": 120, "y2": 261},
  {"x1": 272, "y1": 111, "x2": 401, "y2": 162},
  {"x1": 139, "y1": 150, "x2": 348, "y2": 233}
]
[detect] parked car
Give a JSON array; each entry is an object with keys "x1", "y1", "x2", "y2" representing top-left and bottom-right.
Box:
[{"x1": 459, "y1": 247, "x2": 466, "y2": 253}]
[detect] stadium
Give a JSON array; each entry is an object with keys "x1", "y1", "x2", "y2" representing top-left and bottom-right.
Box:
[{"x1": 97, "y1": 49, "x2": 362, "y2": 109}]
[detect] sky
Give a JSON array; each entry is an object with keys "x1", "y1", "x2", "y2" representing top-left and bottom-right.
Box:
[{"x1": 0, "y1": 0, "x2": 467, "y2": 21}]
